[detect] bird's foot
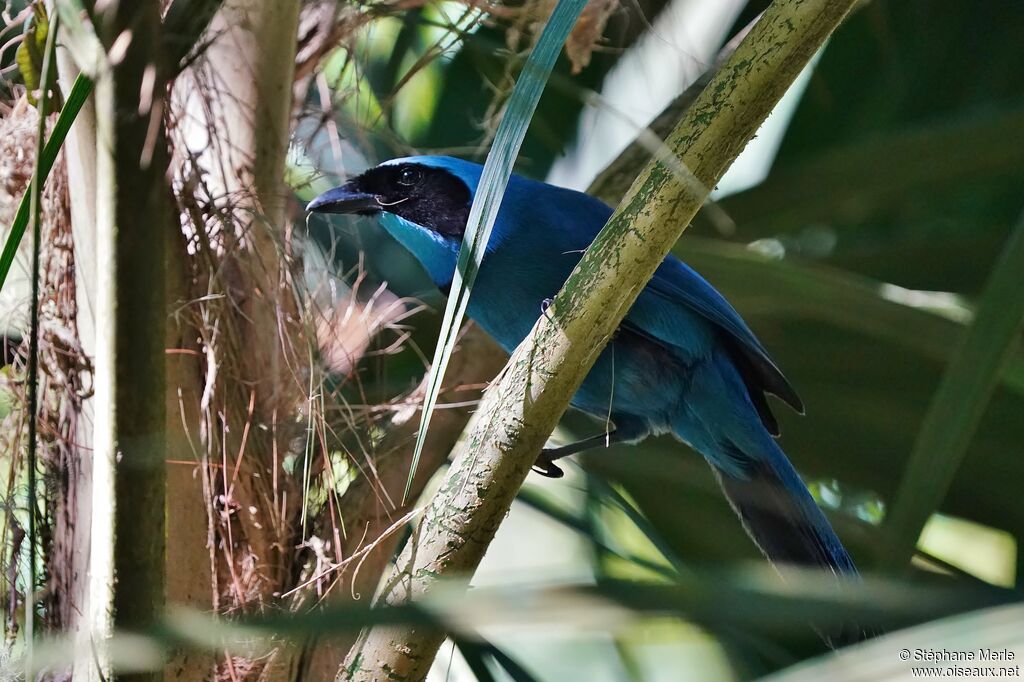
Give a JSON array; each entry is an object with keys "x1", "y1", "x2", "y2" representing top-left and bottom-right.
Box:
[
  {"x1": 532, "y1": 450, "x2": 565, "y2": 478},
  {"x1": 540, "y1": 298, "x2": 554, "y2": 322}
]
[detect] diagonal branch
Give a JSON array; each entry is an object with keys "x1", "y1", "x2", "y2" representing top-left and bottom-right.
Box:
[
  {"x1": 340, "y1": 1, "x2": 858, "y2": 680},
  {"x1": 587, "y1": 14, "x2": 757, "y2": 205}
]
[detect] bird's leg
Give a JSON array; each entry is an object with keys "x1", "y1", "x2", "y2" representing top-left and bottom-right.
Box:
[{"x1": 533, "y1": 430, "x2": 622, "y2": 478}]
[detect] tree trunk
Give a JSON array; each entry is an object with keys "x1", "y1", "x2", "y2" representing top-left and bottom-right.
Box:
[
  {"x1": 85, "y1": 3, "x2": 169, "y2": 679},
  {"x1": 54, "y1": 34, "x2": 100, "y2": 682}
]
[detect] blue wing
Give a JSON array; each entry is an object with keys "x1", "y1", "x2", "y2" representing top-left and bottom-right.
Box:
[
  {"x1": 625, "y1": 254, "x2": 803, "y2": 434},
  {"x1": 499, "y1": 175, "x2": 802, "y2": 429}
]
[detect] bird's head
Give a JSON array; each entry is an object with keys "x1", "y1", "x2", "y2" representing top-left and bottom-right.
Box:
[{"x1": 307, "y1": 156, "x2": 482, "y2": 287}]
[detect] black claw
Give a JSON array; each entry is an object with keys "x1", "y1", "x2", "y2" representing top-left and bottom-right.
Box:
[{"x1": 532, "y1": 452, "x2": 565, "y2": 478}]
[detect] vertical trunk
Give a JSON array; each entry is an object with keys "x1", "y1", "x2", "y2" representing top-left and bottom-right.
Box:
[
  {"x1": 164, "y1": 220, "x2": 215, "y2": 681},
  {"x1": 85, "y1": 4, "x2": 168, "y2": 678}
]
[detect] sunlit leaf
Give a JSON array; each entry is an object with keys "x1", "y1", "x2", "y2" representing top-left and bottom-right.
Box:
[
  {"x1": 763, "y1": 603, "x2": 1024, "y2": 682},
  {"x1": 15, "y1": 4, "x2": 51, "y2": 106}
]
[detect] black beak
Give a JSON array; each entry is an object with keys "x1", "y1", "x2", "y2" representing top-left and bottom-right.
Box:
[{"x1": 307, "y1": 182, "x2": 381, "y2": 215}]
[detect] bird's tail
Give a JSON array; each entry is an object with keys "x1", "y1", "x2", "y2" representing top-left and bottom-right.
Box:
[
  {"x1": 711, "y1": 440, "x2": 856, "y2": 574},
  {"x1": 674, "y1": 348, "x2": 868, "y2": 645},
  {"x1": 673, "y1": 348, "x2": 856, "y2": 575},
  {"x1": 716, "y1": 438, "x2": 880, "y2": 647},
  {"x1": 697, "y1": 422, "x2": 869, "y2": 647}
]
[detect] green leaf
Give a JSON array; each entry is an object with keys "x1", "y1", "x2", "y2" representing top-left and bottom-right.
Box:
[
  {"x1": 516, "y1": 483, "x2": 679, "y2": 580},
  {"x1": 403, "y1": 0, "x2": 589, "y2": 501},
  {"x1": 16, "y1": 4, "x2": 52, "y2": 107},
  {"x1": 0, "y1": 74, "x2": 94, "y2": 294},
  {"x1": 763, "y1": 603, "x2": 1024, "y2": 682},
  {"x1": 455, "y1": 638, "x2": 500, "y2": 682},
  {"x1": 883, "y1": 217, "x2": 1024, "y2": 568},
  {"x1": 481, "y1": 642, "x2": 539, "y2": 682},
  {"x1": 678, "y1": 237, "x2": 1024, "y2": 397},
  {"x1": 194, "y1": 572, "x2": 1015, "y2": 640},
  {"x1": 33, "y1": 574, "x2": 1012, "y2": 676}
]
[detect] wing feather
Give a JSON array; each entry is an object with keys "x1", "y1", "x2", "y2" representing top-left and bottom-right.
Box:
[{"x1": 628, "y1": 256, "x2": 804, "y2": 419}]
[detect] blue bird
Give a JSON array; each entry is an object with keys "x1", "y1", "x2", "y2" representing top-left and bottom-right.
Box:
[{"x1": 308, "y1": 155, "x2": 856, "y2": 577}]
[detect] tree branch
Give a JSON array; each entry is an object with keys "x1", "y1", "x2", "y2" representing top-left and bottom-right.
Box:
[
  {"x1": 340, "y1": 1, "x2": 857, "y2": 679},
  {"x1": 587, "y1": 14, "x2": 756, "y2": 205}
]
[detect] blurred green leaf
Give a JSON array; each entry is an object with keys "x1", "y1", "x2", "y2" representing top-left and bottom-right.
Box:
[
  {"x1": 456, "y1": 638, "x2": 540, "y2": 682},
  {"x1": 15, "y1": 4, "x2": 54, "y2": 107},
  {"x1": 763, "y1": 603, "x2": 1024, "y2": 682},
  {"x1": 176, "y1": 573, "x2": 1017, "y2": 643},
  {"x1": 517, "y1": 483, "x2": 679, "y2": 580},
  {"x1": 884, "y1": 218, "x2": 1024, "y2": 568},
  {"x1": 24, "y1": 574, "x2": 1020, "y2": 677}
]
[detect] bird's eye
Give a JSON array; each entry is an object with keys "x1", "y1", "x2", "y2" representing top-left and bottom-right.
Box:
[{"x1": 398, "y1": 167, "x2": 422, "y2": 187}]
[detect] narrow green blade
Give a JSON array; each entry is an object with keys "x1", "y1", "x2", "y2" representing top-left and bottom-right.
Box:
[
  {"x1": 0, "y1": 73, "x2": 95, "y2": 292},
  {"x1": 883, "y1": 215, "x2": 1024, "y2": 567},
  {"x1": 403, "y1": 0, "x2": 588, "y2": 501}
]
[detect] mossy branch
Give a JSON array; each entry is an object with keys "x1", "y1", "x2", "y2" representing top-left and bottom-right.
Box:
[
  {"x1": 587, "y1": 13, "x2": 757, "y2": 206},
  {"x1": 340, "y1": 1, "x2": 857, "y2": 679}
]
